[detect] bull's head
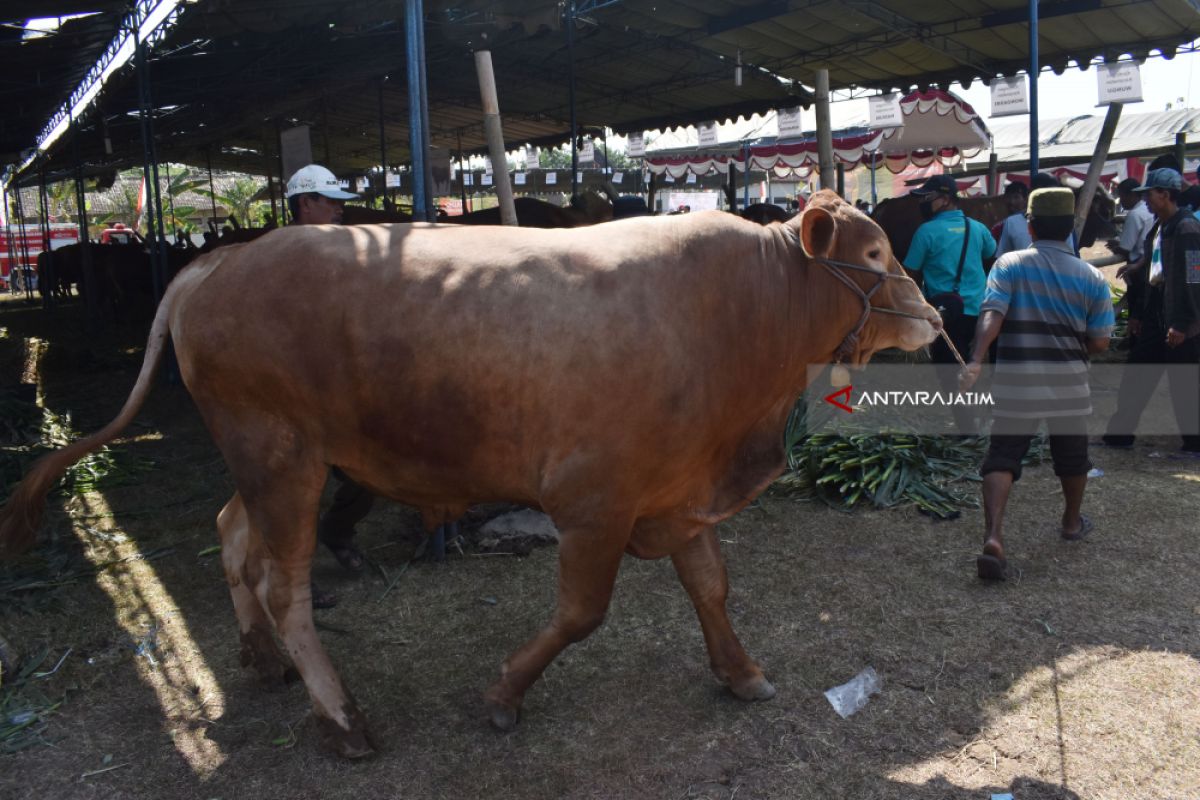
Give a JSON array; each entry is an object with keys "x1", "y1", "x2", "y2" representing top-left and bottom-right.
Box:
[{"x1": 795, "y1": 190, "x2": 940, "y2": 363}]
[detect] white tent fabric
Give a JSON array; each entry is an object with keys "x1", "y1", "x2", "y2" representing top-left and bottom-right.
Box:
[
  {"x1": 644, "y1": 89, "x2": 990, "y2": 177},
  {"x1": 965, "y1": 109, "x2": 1200, "y2": 169}
]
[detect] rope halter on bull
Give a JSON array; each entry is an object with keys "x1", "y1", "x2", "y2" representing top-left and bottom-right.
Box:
[{"x1": 810, "y1": 257, "x2": 965, "y2": 368}]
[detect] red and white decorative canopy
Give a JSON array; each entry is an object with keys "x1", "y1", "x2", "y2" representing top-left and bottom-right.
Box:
[{"x1": 644, "y1": 89, "x2": 991, "y2": 179}]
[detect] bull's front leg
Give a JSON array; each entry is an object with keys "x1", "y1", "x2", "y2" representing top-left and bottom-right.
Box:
[
  {"x1": 483, "y1": 522, "x2": 629, "y2": 731},
  {"x1": 671, "y1": 527, "x2": 775, "y2": 701}
]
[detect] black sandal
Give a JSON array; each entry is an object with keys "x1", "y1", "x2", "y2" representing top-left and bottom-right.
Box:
[{"x1": 311, "y1": 581, "x2": 338, "y2": 609}]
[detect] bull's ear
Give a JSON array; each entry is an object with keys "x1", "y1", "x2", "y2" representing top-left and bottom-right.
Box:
[{"x1": 799, "y1": 206, "x2": 835, "y2": 258}]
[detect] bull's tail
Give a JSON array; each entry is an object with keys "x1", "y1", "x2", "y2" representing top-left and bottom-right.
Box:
[{"x1": 0, "y1": 284, "x2": 176, "y2": 559}]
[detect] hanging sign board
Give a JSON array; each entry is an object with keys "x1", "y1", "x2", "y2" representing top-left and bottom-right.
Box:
[
  {"x1": 1097, "y1": 62, "x2": 1143, "y2": 105},
  {"x1": 627, "y1": 132, "x2": 646, "y2": 158},
  {"x1": 579, "y1": 140, "x2": 595, "y2": 164},
  {"x1": 430, "y1": 147, "x2": 452, "y2": 196},
  {"x1": 279, "y1": 125, "x2": 313, "y2": 184},
  {"x1": 776, "y1": 106, "x2": 803, "y2": 139},
  {"x1": 697, "y1": 121, "x2": 719, "y2": 148},
  {"x1": 545, "y1": 171, "x2": 558, "y2": 185},
  {"x1": 868, "y1": 93, "x2": 903, "y2": 128},
  {"x1": 990, "y1": 76, "x2": 1029, "y2": 117}
]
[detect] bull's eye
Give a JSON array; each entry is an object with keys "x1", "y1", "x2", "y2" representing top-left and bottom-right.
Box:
[{"x1": 867, "y1": 249, "x2": 881, "y2": 261}]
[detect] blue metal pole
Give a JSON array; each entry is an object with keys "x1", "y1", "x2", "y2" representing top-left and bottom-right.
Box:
[
  {"x1": 567, "y1": 0, "x2": 579, "y2": 200},
  {"x1": 742, "y1": 142, "x2": 750, "y2": 210},
  {"x1": 406, "y1": 0, "x2": 429, "y2": 221},
  {"x1": 1029, "y1": 0, "x2": 1039, "y2": 175}
]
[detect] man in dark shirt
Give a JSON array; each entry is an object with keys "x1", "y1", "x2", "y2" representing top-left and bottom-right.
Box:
[{"x1": 1103, "y1": 168, "x2": 1200, "y2": 454}]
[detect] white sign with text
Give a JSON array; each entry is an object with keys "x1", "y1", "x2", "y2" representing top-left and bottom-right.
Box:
[
  {"x1": 1097, "y1": 62, "x2": 1143, "y2": 105},
  {"x1": 990, "y1": 76, "x2": 1029, "y2": 117},
  {"x1": 868, "y1": 93, "x2": 904, "y2": 128},
  {"x1": 776, "y1": 106, "x2": 803, "y2": 138}
]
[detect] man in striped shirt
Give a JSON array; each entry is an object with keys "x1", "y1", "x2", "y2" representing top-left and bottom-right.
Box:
[{"x1": 959, "y1": 188, "x2": 1114, "y2": 580}]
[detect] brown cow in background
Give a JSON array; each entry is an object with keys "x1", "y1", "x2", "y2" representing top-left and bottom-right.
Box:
[{"x1": 873, "y1": 188, "x2": 1116, "y2": 262}]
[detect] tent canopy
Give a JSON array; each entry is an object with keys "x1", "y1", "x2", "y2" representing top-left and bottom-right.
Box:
[
  {"x1": 4, "y1": 1, "x2": 1200, "y2": 186},
  {"x1": 644, "y1": 89, "x2": 990, "y2": 178}
]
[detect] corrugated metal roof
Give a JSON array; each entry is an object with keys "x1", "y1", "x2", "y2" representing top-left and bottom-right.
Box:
[{"x1": 8, "y1": 0, "x2": 1200, "y2": 185}]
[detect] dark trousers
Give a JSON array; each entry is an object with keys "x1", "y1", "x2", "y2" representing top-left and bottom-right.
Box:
[
  {"x1": 318, "y1": 468, "x2": 375, "y2": 546},
  {"x1": 931, "y1": 313, "x2": 979, "y2": 433},
  {"x1": 1104, "y1": 329, "x2": 1200, "y2": 450}
]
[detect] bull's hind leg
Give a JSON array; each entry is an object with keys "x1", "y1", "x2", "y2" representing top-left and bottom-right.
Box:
[
  {"x1": 483, "y1": 519, "x2": 631, "y2": 731},
  {"x1": 216, "y1": 492, "x2": 298, "y2": 685},
  {"x1": 211, "y1": 417, "x2": 374, "y2": 758},
  {"x1": 671, "y1": 527, "x2": 775, "y2": 701}
]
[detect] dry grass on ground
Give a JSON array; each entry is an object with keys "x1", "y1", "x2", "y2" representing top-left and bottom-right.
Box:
[{"x1": 0, "y1": 294, "x2": 1197, "y2": 800}]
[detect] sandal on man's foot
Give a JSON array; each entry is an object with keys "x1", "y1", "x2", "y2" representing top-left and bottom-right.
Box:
[
  {"x1": 1060, "y1": 514, "x2": 1094, "y2": 541},
  {"x1": 976, "y1": 553, "x2": 1008, "y2": 581},
  {"x1": 320, "y1": 533, "x2": 366, "y2": 572},
  {"x1": 311, "y1": 581, "x2": 338, "y2": 609}
]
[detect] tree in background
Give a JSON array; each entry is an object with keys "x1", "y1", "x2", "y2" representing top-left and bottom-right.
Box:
[{"x1": 198, "y1": 175, "x2": 267, "y2": 228}]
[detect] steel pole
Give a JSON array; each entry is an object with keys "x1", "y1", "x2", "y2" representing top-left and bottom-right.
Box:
[
  {"x1": 37, "y1": 163, "x2": 54, "y2": 310},
  {"x1": 406, "y1": 0, "x2": 429, "y2": 220},
  {"x1": 12, "y1": 183, "x2": 34, "y2": 301},
  {"x1": 566, "y1": 0, "x2": 578, "y2": 199},
  {"x1": 70, "y1": 116, "x2": 95, "y2": 322},
  {"x1": 379, "y1": 81, "x2": 391, "y2": 211},
  {"x1": 135, "y1": 28, "x2": 167, "y2": 302},
  {"x1": 414, "y1": 0, "x2": 435, "y2": 220},
  {"x1": 1029, "y1": 0, "x2": 1040, "y2": 175}
]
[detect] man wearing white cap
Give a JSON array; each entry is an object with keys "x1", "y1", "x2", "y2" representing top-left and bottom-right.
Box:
[
  {"x1": 286, "y1": 165, "x2": 369, "y2": 608},
  {"x1": 286, "y1": 163, "x2": 358, "y2": 225}
]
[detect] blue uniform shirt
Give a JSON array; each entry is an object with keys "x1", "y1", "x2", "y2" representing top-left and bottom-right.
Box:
[{"x1": 904, "y1": 209, "x2": 998, "y2": 317}]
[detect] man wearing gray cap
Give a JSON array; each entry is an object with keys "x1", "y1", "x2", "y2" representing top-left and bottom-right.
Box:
[
  {"x1": 286, "y1": 165, "x2": 370, "y2": 608},
  {"x1": 960, "y1": 188, "x2": 1114, "y2": 580},
  {"x1": 1136, "y1": 168, "x2": 1200, "y2": 453},
  {"x1": 1103, "y1": 168, "x2": 1200, "y2": 452}
]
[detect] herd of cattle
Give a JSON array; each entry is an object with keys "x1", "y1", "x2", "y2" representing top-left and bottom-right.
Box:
[{"x1": 31, "y1": 185, "x2": 1115, "y2": 328}]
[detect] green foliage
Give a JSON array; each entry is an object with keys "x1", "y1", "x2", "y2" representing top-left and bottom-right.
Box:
[
  {"x1": 197, "y1": 175, "x2": 267, "y2": 228},
  {"x1": 778, "y1": 400, "x2": 1045, "y2": 518}
]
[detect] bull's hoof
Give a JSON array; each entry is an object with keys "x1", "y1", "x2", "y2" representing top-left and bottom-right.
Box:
[
  {"x1": 488, "y1": 703, "x2": 520, "y2": 732},
  {"x1": 239, "y1": 628, "x2": 300, "y2": 688},
  {"x1": 315, "y1": 709, "x2": 377, "y2": 759},
  {"x1": 483, "y1": 689, "x2": 522, "y2": 732},
  {"x1": 730, "y1": 675, "x2": 777, "y2": 702}
]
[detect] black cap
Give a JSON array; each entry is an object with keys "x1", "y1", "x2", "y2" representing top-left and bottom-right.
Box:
[{"x1": 910, "y1": 174, "x2": 958, "y2": 198}]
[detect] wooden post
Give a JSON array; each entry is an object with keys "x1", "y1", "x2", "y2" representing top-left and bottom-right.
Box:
[
  {"x1": 816, "y1": 69, "x2": 835, "y2": 191},
  {"x1": 1176, "y1": 132, "x2": 1187, "y2": 175},
  {"x1": 1073, "y1": 102, "x2": 1122, "y2": 243},
  {"x1": 987, "y1": 152, "x2": 999, "y2": 196},
  {"x1": 474, "y1": 50, "x2": 517, "y2": 226}
]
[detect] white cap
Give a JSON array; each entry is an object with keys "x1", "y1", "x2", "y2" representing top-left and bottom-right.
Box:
[{"x1": 286, "y1": 164, "x2": 358, "y2": 200}]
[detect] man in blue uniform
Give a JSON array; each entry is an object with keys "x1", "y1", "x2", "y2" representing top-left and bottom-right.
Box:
[{"x1": 904, "y1": 174, "x2": 997, "y2": 432}]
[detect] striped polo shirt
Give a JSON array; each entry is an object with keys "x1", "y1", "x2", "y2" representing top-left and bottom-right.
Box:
[{"x1": 981, "y1": 240, "x2": 1115, "y2": 418}]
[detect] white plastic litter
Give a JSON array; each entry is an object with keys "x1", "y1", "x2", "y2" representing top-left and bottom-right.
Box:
[
  {"x1": 1087, "y1": 467, "x2": 1104, "y2": 478},
  {"x1": 824, "y1": 666, "x2": 882, "y2": 719}
]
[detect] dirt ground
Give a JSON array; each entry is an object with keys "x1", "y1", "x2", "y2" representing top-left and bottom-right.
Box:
[{"x1": 1, "y1": 293, "x2": 1198, "y2": 800}]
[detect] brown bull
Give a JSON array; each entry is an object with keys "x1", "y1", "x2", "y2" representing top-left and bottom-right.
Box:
[
  {"x1": 342, "y1": 192, "x2": 614, "y2": 228},
  {"x1": 874, "y1": 189, "x2": 1117, "y2": 262},
  {"x1": 0, "y1": 191, "x2": 938, "y2": 758}
]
